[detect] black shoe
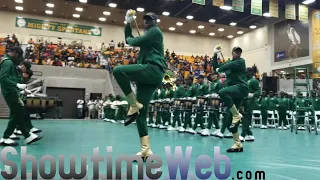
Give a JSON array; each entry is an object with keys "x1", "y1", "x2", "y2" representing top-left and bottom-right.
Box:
[
  {"x1": 124, "y1": 113, "x2": 139, "y2": 126},
  {"x1": 226, "y1": 147, "x2": 243, "y2": 153}
]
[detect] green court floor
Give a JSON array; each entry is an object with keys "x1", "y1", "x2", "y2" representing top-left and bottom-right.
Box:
[{"x1": 0, "y1": 120, "x2": 319, "y2": 180}]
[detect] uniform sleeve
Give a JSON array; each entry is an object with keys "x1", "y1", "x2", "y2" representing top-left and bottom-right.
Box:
[
  {"x1": 124, "y1": 24, "x2": 134, "y2": 40},
  {"x1": 251, "y1": 80, "x2": 261, "y2": 98},
  {"x1": 217, "y1": 81, "x2": 223, "y2": 91},
  {"x1": 125, "y1": 27, "x2": 160, "y2": 47},
  {"x1": 203, "y1": 85, "x2": 209, "y2": 95},
  {"x1": 218, "y1": 60, "x2": 242, "y2": 73},
  {"x1": 0, "y1": 60, "x2": 17, "y2": 88}
]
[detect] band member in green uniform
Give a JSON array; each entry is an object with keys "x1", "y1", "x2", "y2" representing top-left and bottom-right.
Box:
[
  {"x1": 113, "y1": 11, "x2": 165, "y2": 160},
  {"x1": 213, "y1": 45, "x2": 249, "y2": 152},
  {"x1": 276, "y1": 91, "x2": 289, "y2": 130},
  {"x1": 191, "y1": 75, "x2": 208, "y2": 134},
  {"x1": 0, "y1": 47, "x2": 42, "y2": 146},
  {"x1": 170, "y1": 79, "x2": 185, "y2": 130},
  {"x1": 148, "y1": 90, "x2": 158, "y2": 127},
  {"x1": 258, "y1": 91, "x2": 269, "y2": 129},
  {"x1": 158, "y1": 84, "x2": 167, "y2": 129},
  {"x1": 180, "y1": 76, "x2": 197, "y2": 133},
  {"x1": 163, "y1": 83, "x2": 174, "y2": 129},
  {"x1": 267, "y1": 91, "x2": 277, "y2": 127},
  {"x1": 239, "y1": 68, "x2": 260, "y2": 142},
  {"x1": 295, "y1": 91, "x2": 308, "y2": 130},
  {"x1": 202, "y1": 72, "x2": 223, "y2": 136}
]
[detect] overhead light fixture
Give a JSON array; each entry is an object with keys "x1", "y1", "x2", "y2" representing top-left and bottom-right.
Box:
[
  {"x1": 15, "y1": 0, "x2": 23, "y2": 3},
  {"x1": 46, "y1": 3, "x2": 54, "y2": 8},
  {"x1": 124, "y1": 21, "x2": 127, "y2": 24},
  {"x1": 73, "y1": 14, "x2": 80, "y2": 18},
  {"x1": 79, "y1": 0, "x2": 87, "y2": 3},
  {"x1": 227, "y1": 35, "x2": 234, "y2": 38},
  {"x1": 109, "y1": 3, "x2": 117, "y2": 8},
  {"x1": 103, "y1": 11, "x2": 111, "y2": 15},
  {"x1": 162, "y1": 12, "x2": 170, "y2": 16},
  {"x1": 209, "y1": 33, "x2": 215, "y2": 36},
  {"x1": 198, "y1": 25, "x2": 204, "y2": 29},
  {"x1": 230, "y1": 22, "x2": 237, "y2": 26},
  {"x1": 15, "y1": 6, "x2": 23, "y2": 11},
  {"x1": 133, "y1": 16, "x2": 137, "y2": 19},
  {"x1": 99, "y1": 17, "x2": 106, "y2": 21},
  {"x1": 190, "y1": 30, "x2": 196, "y2": 34},
  {"x1": 75, "y1": 7, "x2": 83, "y2": 12},
  {"x1": 263, "y1": 13, "x2": 271, "y2": 17},
  {"x1": 237, "y1": 31, "x2": 243, "y2": 34},
  {"x1": 176, "y1": 22, "x2": 183, "y2": 26},
  {"x1": 45, "y1": 10, "x2": 53, "y2": 14},
  {"x1": 137, "y1": 7, "x2": 144, "y2": 12},
  {"x1": 169, "y1": 27, "x2": 175, "y2": 31},
  {"x1": 302, "y1": 0, "x2": 315, "y2": 5},
  {"x1": 209, "y1": 19, "x2": 216, "y2": 23},
  {"x1": 250, "y1": 25, "x2": 257, "y2": 29},
  {"x1": 218, "y1": 28, "x2": 224, "y2": 32},
  {"x1": 280, "y1": 70, "x2": 285, "y2": 73},
  {"x1": 157, "y1": 19, "x2": 160, "y2": 23},
  {"x1": 186, "y1": 15, "x2": 193, "y2": 20},
  {"x1": 298, "y1": 70, "x2": 304, "y2": 72},
  {"x1": 220, "y1": 6, "x2": 232, "y2": 11}
]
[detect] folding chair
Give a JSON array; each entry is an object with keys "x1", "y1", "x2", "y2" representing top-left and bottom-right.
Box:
[
  {"x1": 267, "y1": 110, "x2": 278, "y2": 128},
  {"x1": 252, "y1": 110, "x2": 262, "y2": 128}
]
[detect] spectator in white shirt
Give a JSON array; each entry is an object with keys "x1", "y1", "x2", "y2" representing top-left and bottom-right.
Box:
[
  {"x1": 87, "y1": 99, "x2": 95, "y2": 119},
  {"x1": 77, "y1": 98, "x2": 84, "y2": 119}
]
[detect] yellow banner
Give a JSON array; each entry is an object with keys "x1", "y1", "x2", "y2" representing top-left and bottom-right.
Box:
[
  {"x1": 285, "y1": 3, "x2": 296, "y2": 20},
  {"x1": 269, "y1": 0, "x2": 279, "y2": 18},
  {"x1": 299, "y1": 4, "x2": 308, "y2": 21},
  {"x1": 312, "y1": 10, "x2": 320, "y2": 78},
  {"x1": 213, "y1": 0, "x2": 224, "y2": 7}
]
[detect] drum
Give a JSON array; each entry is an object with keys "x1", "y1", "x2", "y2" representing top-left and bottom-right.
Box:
[
  {"x1": 208, "y1": 95, "x2": 221, "y2": 110},
  {"x1": 183, "y1": 99, "x2": 193, "y2": 110},
  {"x1": 149, "y1": 101, "x2": 155, "y2": 112},
  {"x1": 173, "y1": 98, "x2": 182, "y2": 109},
  {"x1": 196, "y1": 96, "x2": 207, "y2": 107},
  {"x1": 161, "y1": 99, "x2": 171, "y2": 110},
  {"x1": 155, "y1": 100, "x2": 161, "y2": 111}
]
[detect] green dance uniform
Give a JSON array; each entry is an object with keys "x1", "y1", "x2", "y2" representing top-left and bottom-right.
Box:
[
  {"x1": 183, "y1": 83, "x2": 197, "y2": 130},
  {"x1": 172, "y1": 85, "x2": 185, "y2": 127},
  {"x1": 192, "y1": 82, "x2": 208, "y2": 131},
  {"x1": 207, "y1": 79, "x2": 223, "y2": 130}
]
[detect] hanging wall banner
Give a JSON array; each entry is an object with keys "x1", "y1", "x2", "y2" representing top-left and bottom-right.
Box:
[
  {"x1": 213, "y1": 0, "x2": 224, "y2": 7},
  {"x1": 299, "y1": 4, "x2": 308, "y2": 21},
  {"x1": 269, "y1": 0, "x2": 279, "y2": 18},
  {"x1": 251, "y1": 0, "x2": 262, "y2": 16},
  {"x1": 312, "y1": 10, "x2": 320, "y2": 78},
  {"x1": 232, "y1": 0, "x2": 244, "y2": 12},
  {"x1": 192, "y1": 0, "x2": 205, "y2": 5},
  {"x1": 15, "y1": 17, "x2": 102, "y2": 36},
  {"x1": 285, "y1": 3, "x2": 296, "y2": 20}
]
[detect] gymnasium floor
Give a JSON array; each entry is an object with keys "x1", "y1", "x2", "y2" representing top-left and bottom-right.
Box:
[{"x1": 0, "y1": 120, "x2": 319, "y2": 180}]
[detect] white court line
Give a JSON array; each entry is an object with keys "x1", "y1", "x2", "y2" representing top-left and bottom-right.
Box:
[
  {"x1": 301, "y1": 159, "x2": 320, "y2": 163},
  {"x1": 264, "y1": 162, "x2": 320, "y2": 171},
  {"x1": 269, "y1": 173, "x2": 300, "y2": 180}
]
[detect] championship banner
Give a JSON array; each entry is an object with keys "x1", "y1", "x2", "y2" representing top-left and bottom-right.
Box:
[
  {"x1": 213, "y1": 0, "x2": 224, "y2": 7},
  {"x1": 312, "y1": 10, "x2": 320, "y2": 78},
  {"x1": 15, "y1": 17, "x2": 102, "y2": 36},
  {"x1": 232, "y1": 0, "x2": 244, "y2": 12},
  {"x1": 299, "y1": 4, "x2": 308, "y2": 22},
  {"x1": 269, "y1": 0, "x2": 279, "y2": 18},
  {"x1": 192, "y1": 0, "x2": 205, "y2": 5},
  {"x1": 251, "y1": 0, "x2": 262, "y2": 16},
  {"x1": 285, "y1": 3, "x2": 296, "y2": 20}
]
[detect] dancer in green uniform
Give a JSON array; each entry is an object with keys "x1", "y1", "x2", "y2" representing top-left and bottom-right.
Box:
[
  {"x1": 180, "y1": 76, "x2": 197, "y2": 133},
  {"x1": 191, "y1": 75, "x2": 208, "y2": 134},
  {"x1": 171, "y1": 79, "x2": 185, "y2": 130},
  {"x1": 276, "y1": 91, "x2": 289, "y2": 130},
  {"x1": 201, "y1": 72, "x2": 223, "y2": 136},
  {"x1": 258, "y1": 91, "x2": 269, "y2": 129},
  {"x1": 113, "y1": 11, "x2": 165, "y2": 160},
  {"x1": 0, "y1": 47, "x2": 42, "y2": 146},
  {"x1": 213, "y1": 45, "x2": 249, "y2": 152},
  {"x1": 239, "y1": 68, "x2": 260, "y2": 142}
]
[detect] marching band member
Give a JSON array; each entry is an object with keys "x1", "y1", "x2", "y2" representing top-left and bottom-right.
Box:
[
  {"x1": 170, "y1": 78, "x2": 185, "y2": 131},
  {"x1": 267, "y1": 91, "x2": 277, "y2": 127},
  {"x1": 164, "y1": 83, "x2": 174, "y2": 130},
  {"x1": 181, "y1": 76, "x2": 197, "y2": 133},
  {"x1": 154, "y1": 86, "x2": 163, "y2": 128},
  {"x1": 148, "y1": 90, "x2": 158, "y2": 127},
  {"x1": 190, "y1": 75, "x2": 208, "y2": 134},
  {"x1": 213, "y1": 45, "x2": 249, "y2": 153},
  {"x1": 276, "y1": 91, "x2": 289, "y2": 130},
  {"x1": 258, "y1": 91, "x2": 269, "y2": 129},
  {"x1": 201, "y1": 72, "x2": 223, "y2": 136},
  {"x1": 239, "y1": 67, "x2": 260, "y2": 142},
  {"x1": 158, "y1": 84, "x2": 167, "y2": 129}
]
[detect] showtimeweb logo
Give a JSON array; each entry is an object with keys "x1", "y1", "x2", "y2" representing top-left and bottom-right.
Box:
[
  {"x1": 275, "y1": 51, "x2": 286, "y2": 61},
  {"x1": 0, "y1": 146, "x2": 265, "y2": 179}
]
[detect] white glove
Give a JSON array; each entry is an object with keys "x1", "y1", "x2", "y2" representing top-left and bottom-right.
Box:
[
  {"x1": 25, "y1": 89, "x2": 32, "y2": 94},
  {"x1": 214, "y1": 45, "x2": 221, "y2": 54},
  {"x1": 215, "y1": 68, "x2": 220, "y2": 73},
  {"x1": 17, "y1": 83, "x2": 26, "y2": 90},
  {"x1": 20, "y1": 91, "x2": 24, "y2": 95},
  {"x1": 125, "y1": 10, "x2": 135, "y2": 23},
  {"x1": 19, "y1": 98, "x2": 24, "y2": 106},
  {"x1": 248, "y1": 93, "x2": 254, "y2": 98}
]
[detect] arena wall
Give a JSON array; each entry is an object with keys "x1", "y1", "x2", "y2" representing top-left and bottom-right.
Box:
[
  {"x1": 0, "y1": 11, "x2": 230, "y2": 56},
  {"x1": 31, "y1": 65, "x2": 114, "y2": 98}
]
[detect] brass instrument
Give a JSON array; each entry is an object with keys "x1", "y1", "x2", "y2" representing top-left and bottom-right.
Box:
[{"x1": 162, "y1": 73, "x2": 177, "y2": 91}]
